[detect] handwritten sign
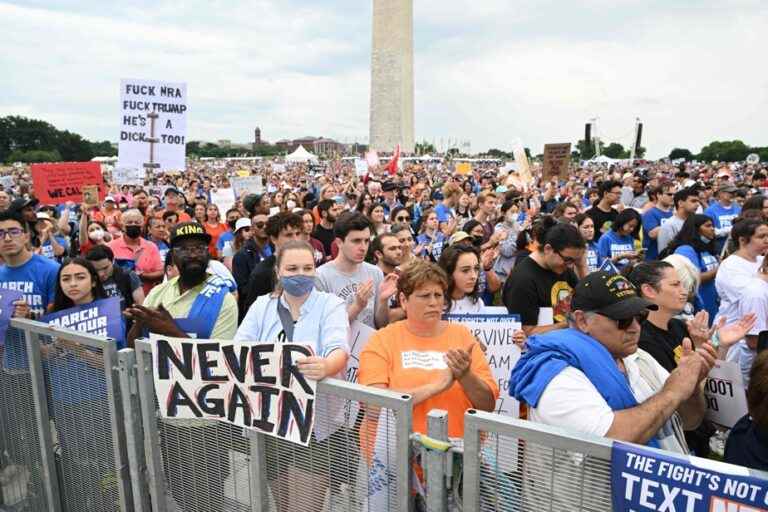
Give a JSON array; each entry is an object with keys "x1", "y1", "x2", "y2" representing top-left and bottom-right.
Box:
[
  {"x1": 612, "y1": 441, "x2": 768, "y2": 512},
  {"x1": 231, "y1": 176, "x2": 264, "y2": 199},
  {"x1": 543, "y1": 143, "x2": 572, "y2": 180},
  {"x1": 354, "y1": 159, "x2": 369, "y2": 177},
  {"x1": 150, "y1": 335, "x2": 317, "y2": 446},
  {"x1": 113, "y1": 166, "x2": 146, "y2": 186},
  {"x1": 30, "y1": 162, "x2": 105, "y2": 205},
  {"x1": 445, "y1": 313, "x2": 522, "y2": 417},
  {"x1": 456, "y1": 162, "x2": 472, "y2": 175},
  {"x1": 703, "y1": 361, "x2": 748, "y2": 428}
]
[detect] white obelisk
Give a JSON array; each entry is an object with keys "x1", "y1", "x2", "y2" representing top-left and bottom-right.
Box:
[{"x1": 370, "y1": 0, "x2": 415, "y2": 154}]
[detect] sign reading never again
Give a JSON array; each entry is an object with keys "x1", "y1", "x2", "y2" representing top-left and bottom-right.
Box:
[{"x1": 150, "y1": 335, "x2": 317, "y2": 446}]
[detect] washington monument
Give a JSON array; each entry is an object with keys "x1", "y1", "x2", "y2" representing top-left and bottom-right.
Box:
[{"x1": 370, "y1": 0, "x2": 415, "y2": 154}]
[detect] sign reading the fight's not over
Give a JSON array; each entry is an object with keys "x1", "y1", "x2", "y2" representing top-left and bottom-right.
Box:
[{"x1": 118, "y1": 79, "x2": 187, "y2": 172}]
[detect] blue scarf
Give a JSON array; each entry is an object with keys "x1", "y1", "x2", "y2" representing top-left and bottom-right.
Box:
[
  {"x1": 510, "y1": 328, "x2": 660, "y2": 448},
  {"x1": 174, "y1": 276, "x2": 229, "y2": 339}
]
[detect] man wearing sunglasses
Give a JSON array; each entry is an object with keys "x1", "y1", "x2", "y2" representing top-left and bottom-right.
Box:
[{"x1": 511, "y1": 272, "x2": 716, "y2": 454}]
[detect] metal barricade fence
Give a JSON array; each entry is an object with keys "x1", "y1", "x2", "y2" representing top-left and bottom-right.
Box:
[
  {"x1": 131, "y1": 339, "x2": 414, "y2": 512},
  {"x1": 0, "y1": 318, "x2": 135, "y2": 512}
]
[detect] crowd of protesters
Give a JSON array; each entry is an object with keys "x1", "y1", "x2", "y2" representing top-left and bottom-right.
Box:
[{"x1": 1, "y1": 155, "x2": 768, "y2": 509}]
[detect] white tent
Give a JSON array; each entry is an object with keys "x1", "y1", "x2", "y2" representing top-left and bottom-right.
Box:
[{"x1": 286, "y1": 145, "x2": 318, "y2": 163}]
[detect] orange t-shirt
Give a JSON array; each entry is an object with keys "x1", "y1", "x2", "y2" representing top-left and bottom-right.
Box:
[
  {"x1": 204, "y1": 222, "x2": 229, "y2": 258},
  {"x1": 359, "y1": 321, "x2": 498, "y2": 438}
]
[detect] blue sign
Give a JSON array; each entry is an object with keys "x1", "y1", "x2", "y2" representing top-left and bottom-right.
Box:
[
  {"x1": 612, "y1": 441, "x2": 768, "y2": 512},
  {"x1": 41, "y1": 297, "x2": 126, "y2": 348},
  {"x1": 599, "y1": 258, "x2": 621, "y2": 275},
  {"x1": 0, "y1": 289, "x2": 23, "y2": 347}
]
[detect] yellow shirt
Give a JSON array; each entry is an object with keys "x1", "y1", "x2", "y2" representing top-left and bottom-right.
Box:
[{"x1": 143, "y1": 274, "x2": 237, "y2": 340}]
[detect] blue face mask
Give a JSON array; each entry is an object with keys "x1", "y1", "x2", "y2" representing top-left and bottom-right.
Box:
[
  {"x1": 700, "y1": 235, "x2": 712, "y2": 244},
  {"x1": 281, "y1": 274, "x2": 315, "y2": 297}
]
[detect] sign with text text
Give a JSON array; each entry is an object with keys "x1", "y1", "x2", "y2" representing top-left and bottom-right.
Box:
[
  {"x1": 543, "y1": 143, "x2": 572, "y2": 180},
  {"x1": 703, "y1": 360, "x2": 748, "y2": 428},
  {"x1": 30, "y1": 161, "x2": 105, "y2": 205},
  {"x1": 231, "y1": 176, "x2": 264, "y2": 198},
  {"x1": 612, "y1": 441, "x2": 768, "y2": 512},
  {"x1": 150, "y1": 335, "x2": 317, "y2": 446},
  {"x1": 118, "y1": 79, "x2": 187, "y2": 172},
  {"x1": 113, "y1": 166, "x2": 146, "y2": 186},
  {"x1": 445, "y1": 313, "x2": 522, "y2": 417},
  {"x1": 41, "y1": 297, "x2": 125, "y2": 348}
]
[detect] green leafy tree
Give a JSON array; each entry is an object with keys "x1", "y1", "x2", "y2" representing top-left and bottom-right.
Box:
[
  {"x1": 669, "y1": 148, "x2": 693, "y2": 161},
  {"x1": 698, "y1": 140, "x2": 750, "y2": 162},
  {"x1": 602, "y1": 143, "x2": 627, "y2": 159},
  {"x1": 7, "y1": 149, "x2": 62, "y2": 163},
  {"x1": 576, "y1": 138, "x2": 596, "y2": 160},
  {"x1": 415, "y1": 140, "x2": 436, "y2": 155},
  {"x1": 90, "y1": 140, "x2": 117, "y2": 157}
]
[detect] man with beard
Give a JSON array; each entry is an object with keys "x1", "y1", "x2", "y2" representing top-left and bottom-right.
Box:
[
  {"x1": 313, "y1": 199, "x2": 342, "y2": 257},
  {"x1": 108, "y1": 209, "x2": 164, "y2": 294},
  {"x1": 125, "y1": 222, "x2": 237, "y2": 345},
  {"x1": 370, "y1": 233, "x2": 403, "y2": 276}
]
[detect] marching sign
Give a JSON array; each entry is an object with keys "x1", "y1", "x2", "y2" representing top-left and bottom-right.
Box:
[
  {"x1": 231, "y1": 176, "x2": 264, "y2": 198},
  {"x1": 118, "y1": 79, "x2": 188, "y2": 172},
  {"x1": 354, "y1": 158, "x2": 369, "y2": 177},
  {"x1": 150, "y1": 335, "x2": 317, "y2": 446},
  {"x1": 703, "y1": 360, "x2": 748, "y2": 428},
  {"x1": 543, "y1": 143, "x2": 572, "y2": 180},
  {"x1": 612, "y1": 441, "x2": 768, "y2": 512},
  {"x1": 112, "y1": 166, "x2": 146, "y2": 186},
  {"x1": 30, "y1": 162, "x2": 105, "y2": 205},
  {"x1": 444, "y1": 313, "x2": 522, "y2": 417}
]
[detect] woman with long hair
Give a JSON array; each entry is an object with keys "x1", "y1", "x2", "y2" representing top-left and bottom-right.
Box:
[
  {"x1": 438, "y1": 244, "x2": 483, "y2": 314},
  {"x1": 50, "y1": 257, "x2": 109, "y2": 313},
  {"x1": 576, "y1": 213, "x2": 599, "y2": 273},
  {"x1": 596, "y1": 208, "x2": 642, "y2": 270},
  {"x1": 193, "y1": 203, "x2": 206, "y2": 225},
  {"x1": 203, "y1": 204, "x2": 228, "y2": 258},
  {"x1": 416, "y1": 208, "x2": 446, "y2": 261},
  {"x1": 297, "y1": 209, "x2": 327, "y2": 265},
  {"x1": 235, "y1": 240, "x2": 349, "y2": 512},
  {"x1": 454, "y1": 193, "x2": 473, "y2": 226},
  {"x1": 355, "y1": 192, "x2": 374, "y2": 213},
  {"x1": 366, "y1": 202, "x2": 389, "y2": 236},
  {"x1": 665, "y1": 214, "x2": 719, "y2": 321}
]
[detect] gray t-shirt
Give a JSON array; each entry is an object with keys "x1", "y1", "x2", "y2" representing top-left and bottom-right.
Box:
[
  {"x1": 315, "y1": 261, "x2": 384, "y2": 329},
  {"x1": 657, "y1": 215, "x2": 685, "y2": 254}
]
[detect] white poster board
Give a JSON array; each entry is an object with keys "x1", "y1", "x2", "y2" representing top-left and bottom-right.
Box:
[
  {"x1": 150, "y1": 334, "x2": 317, "y2": 446},
  {"x1": 703, "y1": 360, "x2": 748, "y2": 428},
  {"x1": 231, "y1": 176, "x2": 264, "y2": 198},
  {"x1": 211, "y1": 188, "x2": 235, "y2": 217},
  {"x1": 112, "y1": 166, "x2": 145, "y2": 186},
  {"x1": 118, "y1": 79, "x2": 188, "y2": 172},
  {"x1": 0, "y1": 176, "x2": 14, "y2": 190},
  {"x1": 354, "y1": 159, "x2": 369, "y2": 177},
  {"x1": 445, "y1": 313, "x2": 522, "y2": 417}
]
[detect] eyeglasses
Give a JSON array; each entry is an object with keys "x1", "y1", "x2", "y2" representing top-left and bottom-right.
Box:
[
  {"x1": 174, "y1": 245, "x2": 209, "y2": 256},
  {"x1": 555, "y1": 250, "x2": 579, "y2": 265},
  {"x1": 0, "y1": 228, "x2": 24, "y2": 239},
  {"x1": 253, "y1": 222, "x2": 266, "y2": 229},
  {"x1": 611, "y1": 311, "x2": 649, "y2": 330}
]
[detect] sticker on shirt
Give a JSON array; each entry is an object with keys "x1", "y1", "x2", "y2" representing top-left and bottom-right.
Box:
[{"x1": 401, "y1": 351, "x2": 448, "y2": 370}]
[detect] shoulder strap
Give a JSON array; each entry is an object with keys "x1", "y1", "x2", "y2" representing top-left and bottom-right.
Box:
[{"x1": 275, "y1": 298, "x2": 295, "y2": 342}]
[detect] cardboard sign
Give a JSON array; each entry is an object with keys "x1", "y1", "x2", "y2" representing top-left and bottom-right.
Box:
[
  {"x1": 612, "y1": 441, "x2": 767, "y2": 512},
  {"x1": 703, "y1": 361, "x2": 748, "y2": 428},
  {"x1": 118, "y1": 79, "x2": 188, "y2": 172},
  {"x1": 82, "y1": 185, "x2": 99, "y2": 208},
  {"x1": 444, "y1": 313, "x2": 522, "y2": 417},
  {"x1": 30, "y1": 162, "x2": 105, "y2": 205},
  {"x1": 543, "y1": 143, "x2": 572, "y2": 180},
  {"x1": 456, "y1": 162, "x2": 472, "y2": 175},
  {"x1": 231, "y1": 176, "x2": 264, "y2": 198},
  {"x1": 511, "y1": 138, "x2": 532, "y2": 187},
  {"x1": 113, "y1": 166, "x2": 145, "y2": 186},
  {"x1": 150, "y1": 335, "x2": 317, "y2": 446}
]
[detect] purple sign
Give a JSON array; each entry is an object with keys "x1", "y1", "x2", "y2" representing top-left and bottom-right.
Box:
[
  {"x1": 41, "y1": 297, "x2": 126, "y2": 348},
  {"x1": 0, "y1": 289, "x2": 24, "y2": 346}
]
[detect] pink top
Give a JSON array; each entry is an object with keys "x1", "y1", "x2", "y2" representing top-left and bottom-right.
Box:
[{"x1": 107, "y1": 236, "x2": 163, "y2": 293}]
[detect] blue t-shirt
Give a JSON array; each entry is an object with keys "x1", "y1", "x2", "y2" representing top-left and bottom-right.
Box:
[
  {"x1": 39, "y1": 236, "x2": 70, "y2": 261},
  {"x1": 704, "y1": 202, "x2": 740, "y2": 234},
  {"x1": 675, "y1": 244, "x2": 719, "y2": 323},
  {"x1": 585, "y1": 241, "x2": 600, "y2": 273},
  {"x1": 596, "y1": 230, "x2": 636, "y2": 270},
  {"x1": 0, "y1": 254, "x2": 60, "y2": 318},
  {"x1": 434, "y1": 203, "x2": 454, "y2": 223},
  {"x1": 150, "y1": 238, "x2": 170, "y2": 262},
  {"x1": 216, "y1": 230, "x2": 235, "y2": 254},
  {"x1": 416, "y1": 231, "x2": 446, "y2": 261},
  {"x1": 641, "y1": 207, "x2": 673, "y2": 260}
]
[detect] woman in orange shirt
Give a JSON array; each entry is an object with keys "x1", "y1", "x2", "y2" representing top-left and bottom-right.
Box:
[{"x1": 203, "y1": 204, "x2": 228, "y2": 258}]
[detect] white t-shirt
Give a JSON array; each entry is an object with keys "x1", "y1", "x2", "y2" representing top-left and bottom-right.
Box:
[
  {"x1": 715, "y1": 254, "x2": 763, "y2": 323},
  {"x1": 447, "y1": 296, "x2": 485, "y2": 315},
  {"x1": 315, "y1": 261, "x2": 384, "y2": 329},
  {"x1": 530, "y1": 349, "x2": 686, "y2": 453}
]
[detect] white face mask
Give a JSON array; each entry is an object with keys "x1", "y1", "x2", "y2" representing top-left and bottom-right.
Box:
[{"x1": 89, "y1": 228, "x2": 105, "y2": 241}]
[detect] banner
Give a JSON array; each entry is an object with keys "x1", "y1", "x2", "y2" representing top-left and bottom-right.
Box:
[
  {"x1": 444, "y1": 313, "x2": 522, "y2": 417},
  {"x1": 150, "y1": 335, "x2": 317, "y2": 446},
  {"x1": 543, "y1": 143, "x2": 572, "y2": 180},
  {"x1": 703, "y1": 360, "x2": 748, "y2": 428},
  {"x1": 30, "y1": 162, "x2": 105, "y2": 205},
  {"x1": 41, "y1": 297, "x2": 125, "y2": 348},
  {"x1": 612, "y1": 441, "x2": 768, "y2": 512},
  {"x1": 118, "y1": 79, "x2": 188, "y2": 172},
  {"x1": 113, "y1": 166, "x2": 146, "y2": 186},
  {"x1": 0, "y1": 289, "x2": 23, "y2": 347},
  {"x1": 231, "y1": 176, "x2": 264, "y2": 198}
]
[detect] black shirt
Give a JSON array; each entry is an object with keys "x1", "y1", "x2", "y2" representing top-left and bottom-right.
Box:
[
  {"x1": 586, "y1": 205, "x2": 618, "y2": 235},
  {"x1": 240, "y1": 255, "x2": 277, "y2": 320},
  {"x1": 724, "y1": 415, "x2": 768, "y2": 472},
  {"x1": 638, "y1": 318, "x2": 690, "y2": 372},
  {"x1": 313, "y1": 224, "x2": 335, "y2": 257},
  {"x1": 502, "y1": 255, "x2": 578, "y2": 326},
  {"x1": 232, "y1": 239, "x2": 262, "y2": 292}
]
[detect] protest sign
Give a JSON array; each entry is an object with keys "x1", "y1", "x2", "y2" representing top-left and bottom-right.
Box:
[
  {"x1": 543, "y1": 143, "x2": 572, "y2": 180},
  {"x1": 0, "y1": 175, "x2": 14, "y2": 190},
  {"x1": 366, "y1": 150, "x2": 380, "y2": 168},
  {"x1": 118, "y1": 79, "x2": 187, "y2": 172},
  {"x1": 82, "y1": 185, "x2": 99, "y2": 208},
  {"x1": 236, "y1": 169, "x2": 251, "y2": 177},
  {"x1": 41, "y1": 297, "x2": 125, "y2": 348},
  {"x1": 456, "y1": 162, "x2": 472, "y2": 175},
  {"x1": 231, "y1": 176, "x2": 264, "y2": 198},
  {"x1": 150, "y1": 335, "x2": 317, "y2": 446},
  {"x1": 272, "y1": 163, "x2": 286, "y2": 173},
  {"x1": 0, "y1": 289, "x2": 23, "y2": 347},
  {"x1": 612, "y1": 441, "x2": 768, "y2": 512},
  {"x1": 444, "y1": 313, "x2": 522, "y2": 417},
  {"x1": 211, "y1": 188, "x2": 235, "y2": 217},
  {"x1": 346, "y1": 320, "x2": 375, "y2": 384},
  {"x1": 703, "y1": 361, "x2": 748, "y2": 428},
  {"x1": 354, "y1": 158, "x2": 369, "y2": 177},
  {"x1": 511, "y1": 138, "x2": 533, "y2": 186},
  {"x1": 113, "y1": 166, "x2": 145, "y2": 186},
  {"x1": 599, "y1": 258, "x2": 621, "y2": 275},
  {"x1": 30, "y1": 162, "x2": 105, "y2": 205}
]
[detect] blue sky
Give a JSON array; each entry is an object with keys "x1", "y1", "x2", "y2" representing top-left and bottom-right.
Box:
[{"x1": 2, "y1": 0, "x2": 767, "y2": 157}]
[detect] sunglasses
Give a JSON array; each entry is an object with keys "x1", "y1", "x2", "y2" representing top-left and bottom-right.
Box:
[
  {"x1": 611, "y1": 311, "x2": 649, "y2": 330},
  {"x1": 396, "y1": 216, "x2": 411, "y2": 222},
  {"x1": 253, "y1": 222, "x2": 266, "y2": 229}
]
